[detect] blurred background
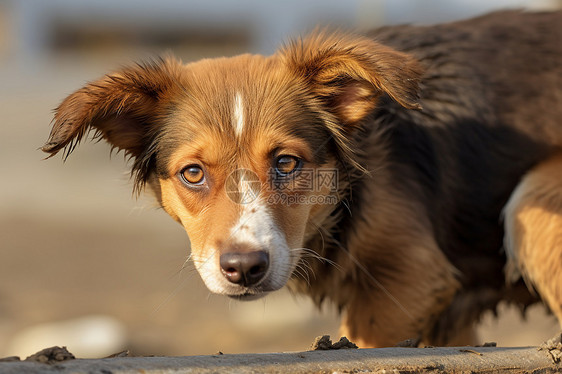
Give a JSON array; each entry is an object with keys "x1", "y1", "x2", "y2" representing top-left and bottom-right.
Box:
[{"x1": 0, "y1": 0, "x2": 561, "y2": 359}]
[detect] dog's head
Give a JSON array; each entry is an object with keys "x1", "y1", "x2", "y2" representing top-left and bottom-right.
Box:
[{"x1": 43, "y1": 32, "x2": 422, "y2": 299}]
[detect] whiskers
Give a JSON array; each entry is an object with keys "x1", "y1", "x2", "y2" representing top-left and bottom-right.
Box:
[
  {"x1": 179, "y1": 253, "x2": 194, "y2": 274},
  {"x1": 294, "y1": 247, "x2": 340, "y2": 269},
  {"x1": 292, "y1": 260, "x2": 312, "y2": 286},
  {"x1": 289, "y1": 247, "x2": 341, "y2": 286}
]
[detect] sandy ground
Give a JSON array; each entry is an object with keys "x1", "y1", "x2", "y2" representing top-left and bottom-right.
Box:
[{"x1": 0, "y1": 41, "x2": 559, "y2": 359}]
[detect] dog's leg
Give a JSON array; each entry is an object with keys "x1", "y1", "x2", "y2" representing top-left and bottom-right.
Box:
[
  {"x1": 337, "y1": 236, "x2": 461, "y2": 347},
  {"x1": 504, "y1": 152, "x2": 562, "y2": 325}
]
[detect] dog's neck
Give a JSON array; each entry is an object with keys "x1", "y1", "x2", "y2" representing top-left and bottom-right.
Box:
[{"x1": 289, "y1": 130, "x2": 374, "y2": 309}]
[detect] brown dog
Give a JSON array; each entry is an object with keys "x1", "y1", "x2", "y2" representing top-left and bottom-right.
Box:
[{"x1": 43, "y1": 10, "x2": 562, "y2": 347}]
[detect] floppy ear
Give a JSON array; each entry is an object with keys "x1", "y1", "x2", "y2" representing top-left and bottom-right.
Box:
[
  {"x1": 280, "y1": 31, "x2": 423, "y2": 127},
  {"x1": 42, "y1": 57, "x2": 183, "y2": 159}
]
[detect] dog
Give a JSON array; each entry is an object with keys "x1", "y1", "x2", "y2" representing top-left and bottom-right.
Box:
[{"x1": 43, "y1": 10, "x2": 562, "y2": 347}]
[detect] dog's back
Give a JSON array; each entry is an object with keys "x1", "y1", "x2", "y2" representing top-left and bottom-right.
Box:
[
  {"x1": 376, "y1": 10, "x2": 562, "y2": 293},
  {"x1": 376, "y1": 11, "x2": 562, "y2": 141}
]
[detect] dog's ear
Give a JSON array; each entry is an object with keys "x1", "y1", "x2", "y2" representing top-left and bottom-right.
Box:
[
  {"x1": 42, "y1": 57, "x2": 183, "y2": 159},
  {"x1": 280, "y1": 32, "x2": 423, "y2": 127}
]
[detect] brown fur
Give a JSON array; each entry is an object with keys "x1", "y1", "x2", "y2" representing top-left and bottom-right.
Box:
[
  {"x1": 43, "y1": 10, "x2": 562, "y2": 347},
  {"x1": 504, "y1": 153, "x2": 562, "y2": 325}
]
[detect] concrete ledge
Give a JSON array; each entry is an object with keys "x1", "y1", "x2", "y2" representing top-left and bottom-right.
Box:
[{"x1": 1, "y1": 346, "x2": 560, "y2": 374}]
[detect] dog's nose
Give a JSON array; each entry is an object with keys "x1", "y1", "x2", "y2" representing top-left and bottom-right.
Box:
[{"x1": 219, "y1": 251, "x2": 269, "y2": 286}]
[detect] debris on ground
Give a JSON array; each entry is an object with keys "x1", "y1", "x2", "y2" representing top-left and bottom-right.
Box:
[
  {"x1": 478, "y1": 342, "x2": 497, "y2": 347},
  {"x1": 310, "y1": 335, "x2": 332, "y2": 350},
  {"x1": 0, "y1": 356, "x2": 21, "y2": 362},
  {"x1": 395, "y1": 338, "x2": 421, "y2": 348},
  {"x1": 459, "y1": 349, "x2": 483, "y2": 356},
  {"x1": 104, "y1": 350, "x2": 131, "y2": 358},
  {"x1": 310, "y1": 335, "x2": 358, "y2": 350},
  {"x1": 539, "y1": 333, "x2": 562, "y2": 363},
  {"x1": 24, "y1": 346, "x2": 75, "y2": 364},
  {"x1": 331, "y1": 337, "x2": 358, "y2": 349}
]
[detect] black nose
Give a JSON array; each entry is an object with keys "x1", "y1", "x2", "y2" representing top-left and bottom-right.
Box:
[{"x1": 220, "y1": 251, "x2": 269, "y2": 286}]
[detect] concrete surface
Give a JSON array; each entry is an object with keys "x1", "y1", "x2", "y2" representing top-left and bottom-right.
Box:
[{"x1": 1, "y1": 346, "x2": 560, "y2": 374}]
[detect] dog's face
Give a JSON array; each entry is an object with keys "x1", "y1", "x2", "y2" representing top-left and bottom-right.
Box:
[
  {"x1": 154, "y1": 55, "x2": 340, "y2": 297},
  {"x1": 43, "y1": 32, "x2": 421, "y2": 299}
]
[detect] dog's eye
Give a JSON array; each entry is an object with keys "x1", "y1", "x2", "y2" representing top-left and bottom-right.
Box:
[
  {"x1": 180, "y1": 165, "x2": 205, "y2": 185},
  {"x1": 275, "y1": 155, "x2": 301, "y2": 176}
]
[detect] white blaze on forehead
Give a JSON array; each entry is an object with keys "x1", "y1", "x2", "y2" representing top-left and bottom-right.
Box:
[{"x1": 233, "y1": 92, "x2": 245, "y2": 138}]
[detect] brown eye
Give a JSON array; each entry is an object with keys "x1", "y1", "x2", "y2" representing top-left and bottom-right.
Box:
[
  {"x1": 181, "y1": 165, "x2": 205, "y2": 185},
  {"x1": 275, "y1": 155, "x2": 301, "y2": 176}
]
